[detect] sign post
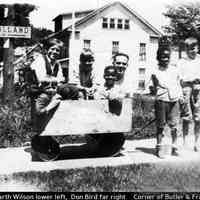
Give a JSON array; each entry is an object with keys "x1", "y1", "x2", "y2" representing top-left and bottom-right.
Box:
[
  {"x1": 0, "y1": 5, "x2": 31, "y2": 104},
  {"x1": 2, "y1": 6, "x2": 15, "y2": 104}
]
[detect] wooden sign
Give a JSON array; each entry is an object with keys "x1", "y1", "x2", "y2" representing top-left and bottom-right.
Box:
[
  {"x1": 41, "y1": 99, "x2": 133, "y2": 136},
  {"x1": 0, "y1": 26, "x2": 31, "y2": 38}
]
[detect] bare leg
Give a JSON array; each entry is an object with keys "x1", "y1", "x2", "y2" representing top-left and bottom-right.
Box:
[
  {"x1": 156, "y1": 128, "x2": 165, "y2": 158},
  {"x1": 181, "y1": 86, "x2": 192, "y2": 147},
  {"x1": 171, "y1": 128, "x2": 178, "y2": 147},
  {"x1": 182, "y1": 120, "x2": 190, "y2": 147},
  {"x1": 194, "y1": 121, "x2": 200, "y2": 151},
  {"x1": 171, "y1": 128, "x2": 179, "y2": 156},
  {"x1": 192, "y1": 87, "x2": 200, "y2": 151},
  {"x1": 156, "y1": 127, "x2": 164, "y2": 145}
]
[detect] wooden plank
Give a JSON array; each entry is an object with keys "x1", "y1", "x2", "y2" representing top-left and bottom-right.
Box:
[{"x1": 41, "y1": 98, "x2": 133, "y2": 136}]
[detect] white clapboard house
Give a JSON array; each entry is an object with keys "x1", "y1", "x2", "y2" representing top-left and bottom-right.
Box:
[{"x1": 52, "y1": 1, "x2": 162, "y2": 91}]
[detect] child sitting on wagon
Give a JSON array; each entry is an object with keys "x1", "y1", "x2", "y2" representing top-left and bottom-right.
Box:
[{"x1": 86, "y1": 66, "x2": 125, "y2": 157}]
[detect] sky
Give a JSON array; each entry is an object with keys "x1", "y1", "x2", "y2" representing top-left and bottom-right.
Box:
[{"x1": 0, "y1": 0, "x2": 194, "y2": 31}]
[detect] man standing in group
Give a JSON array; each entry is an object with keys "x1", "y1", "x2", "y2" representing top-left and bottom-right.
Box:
[
  {"x1": 150, "y1": 41, "x2": 183, "y2": 158},
  {"x1": 111, "y1": 52, "x2": 133, "y2": 98},
  {"x1": 178, "y1": 37, "x2": 200, "y2": 152}
]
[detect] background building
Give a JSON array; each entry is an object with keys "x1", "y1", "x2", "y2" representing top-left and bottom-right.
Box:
[{"x1": 52, "y1": 1, "x2": 162, "y2": 91}]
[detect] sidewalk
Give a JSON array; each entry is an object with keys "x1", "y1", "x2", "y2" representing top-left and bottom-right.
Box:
[{"x1": 0, "y1": 136, "x2": 200, "y2": 175}]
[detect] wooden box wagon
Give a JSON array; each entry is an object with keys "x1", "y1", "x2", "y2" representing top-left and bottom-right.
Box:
[{"x1": 31, "y1": 98, "x2": 133, "y2": 161}]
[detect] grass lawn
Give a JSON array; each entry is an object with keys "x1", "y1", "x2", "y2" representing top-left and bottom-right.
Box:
[{"x1": 1, "y1": 162, "x2": 200, "y2": 192}]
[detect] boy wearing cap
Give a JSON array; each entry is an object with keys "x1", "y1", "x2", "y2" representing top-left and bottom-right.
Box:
[
  {"x1": 79, "y1": 48, "x2": 95, "y2": 88},
  {"x1": 178, "y1": 37, "x2": 200, "y2": 152},
  {"x1": 78, "y1": 48, "x2": 99, "y2": 99}
]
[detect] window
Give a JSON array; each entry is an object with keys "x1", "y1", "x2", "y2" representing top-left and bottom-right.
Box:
[
  {"x1": 139, "y1": 68, "x2": 146, "y2": 75},
  {"x1": 102, "y1": 18, "x2": 108, "y2": 28},
  {"x1": 138, "y1": 80, "x2": 145, "y2": 90},
  {"x1": 83, "y1": 40, "x2": 91, "y2": 49},
  {"x1": 75, "y1": 32, "x2": 80, "y2": 40},
  {"x1": 139, "y1": 67, "x2": 145, "y2": 75},
  {"x1": 139, "y1": 68, "x2": 146, "y2": 81},
  {"x1": 124, "y1": 19, "x2": 130, "y2": 30},
  {"x1": 117, "y1": 19, "x2": 123, "y2": 29},
  {"x1": 139, "y1": 43, "x2": 146, "y2": 61},
  {"x1": 110, "y1": 18, "x2": 115, "y2": 29},
  {"x1": 112, "y1": 41, "x2": 119, "y2": 55},
  {"x1": 150, "y1": 37, "x2": 158, "y2": 43},
  {"x1": 102, "y1": 18, "x2": 130, "y2": 30}
]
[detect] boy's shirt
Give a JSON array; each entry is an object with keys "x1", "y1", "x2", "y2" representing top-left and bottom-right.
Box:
[
  {"x1": 72, "y1": 65, "x2": 101, "y2": 96},
  {"x1": 94, "y1": 80, "x2": 132, "y2": 100},
  {"x1": 177, "y1": 55, "x2": 200, "y2": 83},
  {"x1": 150, "y1": 63, "x2": 183, "y2": 102},
  {"x1": 111, "y1": 79, "x2": 132, "y2": 98},
  {"x1": 94, "y1": 84, "x2": 111, "y2": 99},
  {"x1": 31, "y1": 54, "x2": 65, "y2": 83}
]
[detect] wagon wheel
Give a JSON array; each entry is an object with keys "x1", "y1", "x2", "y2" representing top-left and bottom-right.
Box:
[
  {"x1": 31, "y1": 135, "x2": 61, "y2": 161},
  {"x1": 86, "y1": 133, "x2": 125, "y2": 157}
]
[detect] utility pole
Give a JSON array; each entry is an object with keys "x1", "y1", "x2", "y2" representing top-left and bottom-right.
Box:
[
  {"x1": 68, "y1": 10, "x2": 77, "y2": 84},
  {"x1": 2, "y1": 5, "x2": 15, "y2": 105}
]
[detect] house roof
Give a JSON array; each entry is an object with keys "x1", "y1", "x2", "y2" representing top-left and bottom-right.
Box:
[
  {"x1": 52, "y1": 1, "x2": 163, "y2": 38},
  {"x1": 52, "y1": 9, "x2": 94, "y2": 21}
]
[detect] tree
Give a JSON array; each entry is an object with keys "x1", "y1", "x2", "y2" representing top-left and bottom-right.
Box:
[
  {"x1": 163, "y1": 2, "x2": 200, "y2": 58},
  {"x1": 0, "y1": 4, "x2": 36, "y2": 104}
]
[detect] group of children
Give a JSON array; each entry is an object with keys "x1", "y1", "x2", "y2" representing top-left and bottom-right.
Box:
[
  {"x1": 96, "y1": 36, "x2": 200, "y2": 159},
  {"x1": 27, "y1": 35, "x2": 200, "y2": 160},
  {"x1": 150, "y1": 36, "x2": 200, "y2": 158},
  {"x1": 28, "y1": 38, "x2": 130, "y2": 159}
]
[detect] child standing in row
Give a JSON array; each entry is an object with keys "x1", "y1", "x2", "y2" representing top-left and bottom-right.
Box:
[{"x1": 150, "y1": 40, "x2": 183, "y2": 158}]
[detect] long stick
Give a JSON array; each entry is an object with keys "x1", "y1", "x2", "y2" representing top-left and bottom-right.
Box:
[{"x1": 13, "y1": 43, "x2": 42, "y2": 66}]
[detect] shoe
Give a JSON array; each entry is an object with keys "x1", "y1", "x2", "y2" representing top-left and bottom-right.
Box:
[
  {"x1": 172, "y1": 147, "x2": 179, "y2": 156},
  {"x1": 156, "y1": 144, "x2": 171, "y2": 159}
]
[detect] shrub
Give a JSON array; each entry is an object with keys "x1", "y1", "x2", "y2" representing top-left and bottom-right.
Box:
[
  {"x1": 0, "y1": 96, "x2": 32, "y2": 147},
  {"x1": 128, "y1": 94, "x2": 156, "y2": 140}
]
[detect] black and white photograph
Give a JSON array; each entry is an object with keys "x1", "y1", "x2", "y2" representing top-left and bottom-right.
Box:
[{"x1": 0, "y1": 0, "x2": 200, "y2": 195}]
